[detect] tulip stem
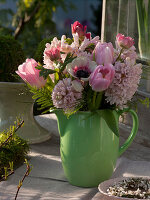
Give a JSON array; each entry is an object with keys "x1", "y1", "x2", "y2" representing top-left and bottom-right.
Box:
[
  {"x1": 95, "y1": 92, "x2": 103, "y2": 110},
  {"x1": 115, "y1": 48, "x2": 124, "y2": 62},
  {"x1": 92, "y1": 92, "x2": 97, "y2": 109}
]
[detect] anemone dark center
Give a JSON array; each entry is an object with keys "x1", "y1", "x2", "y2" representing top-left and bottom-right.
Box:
[{"x1": 76, "y1": 70, "x2": 89, "y2": 78}]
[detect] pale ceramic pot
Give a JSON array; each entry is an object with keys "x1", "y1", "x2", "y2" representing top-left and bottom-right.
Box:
[{"x1": 0, "y1": 82, "x2": 51, "y2": 144}]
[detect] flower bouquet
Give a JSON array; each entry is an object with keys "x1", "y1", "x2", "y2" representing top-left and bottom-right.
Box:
[
  {"x1": 16, "y1": 21, "x2": 142, "y2": 115},
  {"x1": 16, "y1": 21, "x2": 142, "y2": 187}
]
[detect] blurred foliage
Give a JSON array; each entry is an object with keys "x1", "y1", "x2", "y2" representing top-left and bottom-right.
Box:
[
  {"x1": 33, "y1": 37, "x2": 54, "y2": 116},
  {"x1": 0, "y1": 35, "x2": 26, "y2": 82},
  {"x1": 0, "y1": 120, "x2": 29, "y2": 180},
  {"x1": 0, "y1": 0, "x2": 75, "y2": 57}
]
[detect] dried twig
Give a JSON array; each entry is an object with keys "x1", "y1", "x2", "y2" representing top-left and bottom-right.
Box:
[
  {"x1": 0, "y1": 120, "x2": 24, "y2": 149},
  {"x1": 15, "y1": 159, "x2": 32, "y2": 200},
  {"x1": 0, "y1": 171, "x2": 14, "y2": 182},
  {"x1": 0, "y1": 162, "x2": 14, "y2": 182}
]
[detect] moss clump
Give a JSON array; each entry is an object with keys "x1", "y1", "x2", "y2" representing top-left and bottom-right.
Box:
[
  {"x1": 0, "y1": 122, "x2": 29, "y2": 180},
  {"x1": 34, "y1": 38, "x2": 53, "y2": 64},
  {"x1": 0, "y1": 35, "x2": 26, "y2": 82}
]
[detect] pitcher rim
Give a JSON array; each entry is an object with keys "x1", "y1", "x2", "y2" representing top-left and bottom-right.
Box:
[{"x1": 52, "y1": 108, "x2": 117, "y2": 115}]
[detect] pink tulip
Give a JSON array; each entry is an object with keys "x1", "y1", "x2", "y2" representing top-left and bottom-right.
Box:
[
  {"x1": 89, "y1": 64, "x2": 115, "y2": 92},
  {"x1": 116, "y1": 33, "x2": 134, "y2": 49},
  {"x1": 71, "y1": 21, "x2": 87, "y2": 37},
  {"x1": 16, "y1": 58, "x2": 46, "y2": 88},
  {"x1": 71, "y1": 21, "x2": 91, "y2": 40},
  {"x1": 94, "y1": 42, "x2": 114, "y2": 65}
]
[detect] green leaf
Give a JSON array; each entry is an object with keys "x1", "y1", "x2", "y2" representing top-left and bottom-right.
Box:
[
  {"x1": 59, "y1": 53, "x2": 76, "y2": 73},
  {"x1": 36, "y1": 65, "x2": 56, "y2": 79},
  {"x1": 96, "y1": 110, "x2": 119, "y2": 137},
  {"x1": 46, "y1": 76, "x2": 55, "y2": 88},
  {"x1": 65, "y1": 38, "x2": 73, "y2": 45},
  {"x1": 27, "y1": 83, "x2": 53, "y2": 112},
  {"x1": 54, "y1": 72, "x2": 59, "y2": 84},
  {"x1": 60, "y1": 51, "x2": 65, "y2": 54},
  {"x1": 85, "y1": 43, "x2": 95, "y2": 52},
  {"x1": 138, "y1": 97, "x2": 150, "y2": 108}
]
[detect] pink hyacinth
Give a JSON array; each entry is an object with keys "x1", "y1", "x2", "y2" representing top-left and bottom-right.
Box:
[
  {"x1": 16, "y1": 58, "x2": 46, "y2": 88},
  {"x1": 89, "y1": 64, "x2": 115, "y2": 92},
  {"x1": 70, "y1": 32, "x2": 99, "y2": 58},
  {"x1": 44, "y1": 47, "x2": 60, "y2": 61},
  {"x1": 43, "y1": 37, "x2": 61, "y2": 69},
  {"x1": 105, "y1": 58, "x2": 142, "y2": 109},
  {"x1": 116, "y1": 33, "x2": 134, "y2": 49},
  {"x1": 52, "y1": 78, "x2": 82, "y2": 113}
]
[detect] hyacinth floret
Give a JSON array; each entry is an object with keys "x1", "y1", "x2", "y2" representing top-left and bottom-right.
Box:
[
  {"x1": 52, "y1": 78, "x2": 82, "y2": 113},
  {"x1": 105, "y1": 58, "x2": 142, "y2": 109}
]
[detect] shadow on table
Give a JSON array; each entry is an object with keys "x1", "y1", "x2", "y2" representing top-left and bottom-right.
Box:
[{"x1": 30, "y1": 135, "x2": 60, "y2": 156}]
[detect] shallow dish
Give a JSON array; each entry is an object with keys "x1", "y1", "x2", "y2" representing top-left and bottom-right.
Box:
[{"x1": 98, "y1": 177, "x2": 150, "y2": 200}]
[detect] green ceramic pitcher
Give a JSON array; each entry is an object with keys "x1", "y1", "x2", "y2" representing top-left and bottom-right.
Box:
[{"x1": 54, "y1": 108, "x2": 138, "y2": 187}]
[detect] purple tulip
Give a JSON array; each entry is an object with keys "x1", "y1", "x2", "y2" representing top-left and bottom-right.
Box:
[
  {"x1": 89, "y1": 64, "x2": 115, "y2": 92},
  {"x1": 94, "y1": 42, "x2": 114, "y2": 65},
  {"x1": 16, "y1": 58, "x2": 46, "y2": 88}
]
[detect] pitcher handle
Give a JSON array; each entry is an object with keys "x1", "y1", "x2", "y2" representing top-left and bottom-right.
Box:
[{"x1": 117, "y1": 108, "x2": 139, "y2": 156}]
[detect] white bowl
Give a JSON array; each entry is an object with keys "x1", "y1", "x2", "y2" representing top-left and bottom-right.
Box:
[{"x1": 98, "y1": 177, "x2": 150, "y2": 200}]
